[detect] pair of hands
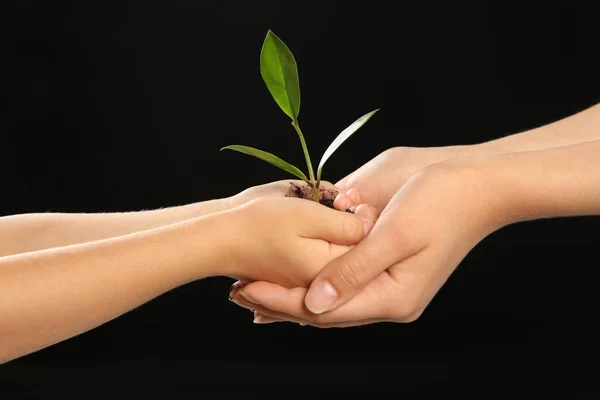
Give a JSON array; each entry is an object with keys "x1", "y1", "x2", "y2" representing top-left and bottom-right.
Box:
[{"x1": 229, "y1": 145, "x2": 508, "y2": 327}]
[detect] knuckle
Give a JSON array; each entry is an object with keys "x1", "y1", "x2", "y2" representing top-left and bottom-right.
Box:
[
  {"x1": 344, "y1": 173, "x2": 359, "y2": 189},
  {"x1": 246, "y1": 197, "x2": 269, "y2": 211},
  {"x1": 333, "y1": 257, "x2": 367, "y2": 290},
  {"x1": 340, "y1": 216, "x2": 364, "y2": 241}
]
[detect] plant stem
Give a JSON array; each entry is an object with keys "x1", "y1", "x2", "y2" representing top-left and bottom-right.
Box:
[{"x1": 291, "y1": 119, "x2": 319, "y2": 202}]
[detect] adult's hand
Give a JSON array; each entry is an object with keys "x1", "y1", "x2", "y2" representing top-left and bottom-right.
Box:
[{"x1": 333, "y1": 145, "x2": 498, "y2": 213}]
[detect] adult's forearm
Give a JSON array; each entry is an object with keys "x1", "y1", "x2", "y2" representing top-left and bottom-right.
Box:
[
  {"x1": 0, "y1": 212, "x2": 228, "y2": 364},
  {"x1": 478, "y1": 103, "x2": 600, "y2": 154},
  {"x1": 475, "y1": 140, "x2": 600, "y2": 226},
  {"x1": 0, "y1": 198, "x2": 228, "y2": 257}
]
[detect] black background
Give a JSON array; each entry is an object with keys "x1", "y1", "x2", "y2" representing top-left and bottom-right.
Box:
[{"x1": 1, "y1": 1, "x2": 599, "y2": 397}]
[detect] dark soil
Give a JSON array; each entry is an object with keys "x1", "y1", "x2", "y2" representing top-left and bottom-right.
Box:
[{"x1": 285, "y1": 182, "x2": 353, "y2": 213}]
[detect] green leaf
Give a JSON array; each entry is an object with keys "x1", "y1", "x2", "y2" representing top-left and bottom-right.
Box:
[
  {"x1": 221, "y1": 145, "x2": 309, "y2": 182},
  {"x1": 317, "y1": 109, "x2": 379, "y2": 182},
  {"x1": 260, "y1": 30, "x2": 300, "y2": 120}
]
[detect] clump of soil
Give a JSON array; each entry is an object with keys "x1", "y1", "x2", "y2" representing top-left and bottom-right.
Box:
[{"x1": 285, "y1": 182, "x2": 353, "y2": 213}]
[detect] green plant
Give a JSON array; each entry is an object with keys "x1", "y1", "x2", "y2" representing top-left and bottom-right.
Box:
[{"x1": 221, "y1": 30, "x2": 379, "y2": 203}]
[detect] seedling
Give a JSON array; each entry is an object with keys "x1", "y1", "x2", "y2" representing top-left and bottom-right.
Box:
[{"x1": 221, "y1": 30, "x2": 378, "y2": 203}]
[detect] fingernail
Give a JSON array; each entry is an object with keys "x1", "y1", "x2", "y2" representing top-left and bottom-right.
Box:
[
  {"x1": 363, "y1": 220, "x2": 374, "y2": 235},
  {"x1": 253, "y1": 315, "x2": 277, "y2": 324},
  {"x1": 348, "y1": 205, "x2": 357, "y2": 213},
  {"x1": 228, "y1": 281, "x2": 247, "y2": 301},
  {"x1": 230, "y1": 298, "x2": 254, "y2": 312},
  {"x1": 228, "y1": 282, "x2": 236, "y2": 300},
  {"x1": 305, "y1": 280, "x2": 338, "y2": 314},
  {"x1": 239, "y1": 290, "x2": 259, "y2": 305}
]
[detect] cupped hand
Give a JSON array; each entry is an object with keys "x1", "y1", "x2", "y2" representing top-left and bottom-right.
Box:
[
  {"x1": 230, "y1": 159, "x2": 511, "y2": 326},
  {"x1": 334, "y1": 145, "x2": 497, "y2": 212},
  {"x1": 222, "y1": 197, "x2": 377, "y2": 289},
  {"x1": 227, "y1": 180, "x2": 339, "y2": 209}
]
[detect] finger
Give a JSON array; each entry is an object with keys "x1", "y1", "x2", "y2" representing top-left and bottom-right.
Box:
[
  {"x1": 354, "y1": 204, "x2": 378, "y2": 223},
  {"x1": 304, "y1": 212, "x2": 424, "y2": 314},
  {"x1": 247, "y1": 296, "x2": 387, "y2": 328},
  {"x1": 236, "y1": 292, "x2": 377, "y2": 327},
  {"x1": 237, "y1": 275, "x2": 396, "y2": 324},
  {"x1": 299, "y1": 203, "x2": 375, "y2": 245},
  {"x1": 253, "y1": 312, "x2": 282, "y2": 324},
  {"x1": 236, "y1": 283, "x2": 307, "y2": 318},
  {"x1": 333, "y1": 193, "x2": 352, "y2": 211},
  {"x1": 254, "y1": 306, "x2": 386, "y2": 328},
  {"x1": 228, "y1": 280, "x2": 248, "y2": 301},
  {"x1": 346, "y1": 188, "x2": 363, "y2": 206},
  {"x1": 251, "y1": 311, "x2": 379, "y2": 328},
  {"x1": 232, "y1": 291, "x2": 311, "y2": 325},
  {"x1": 315, "y1": 318, "x2": 386, "y2": 328}
]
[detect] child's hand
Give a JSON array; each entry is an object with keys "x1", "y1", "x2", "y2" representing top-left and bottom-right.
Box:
[
  {"x1": 227, "y1": 180, "x2": 340, "y2": 208},
  {"x1": 220, "y1": 197, "x2": 377, "y2": 288}
]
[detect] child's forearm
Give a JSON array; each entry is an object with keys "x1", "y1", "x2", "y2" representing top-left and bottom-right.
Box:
[
  {"x1": 477, "y1": 102, "x2": 600, "y2": 154},
  {"x1": 0, "y1": 210, "x2": 234, "y2": 364},
  {"x1": 0, "y1": 198, "x2": 229, "y2": 257}
]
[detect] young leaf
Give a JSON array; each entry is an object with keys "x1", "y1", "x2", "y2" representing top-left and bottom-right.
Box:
[
  {"x1": 221, "y1": 145, "x2": 309, "y2": 182},
  {"x1": 317, "y1": 109, "x2": 379, "y2": 182},
  {"x1": 260, "y1": 30, "x2": 301, "y2": 120}
]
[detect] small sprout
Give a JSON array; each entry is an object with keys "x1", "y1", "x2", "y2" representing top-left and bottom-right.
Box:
[{"x1": 221, "y1": 30, "x2": 378, "y2": 203}]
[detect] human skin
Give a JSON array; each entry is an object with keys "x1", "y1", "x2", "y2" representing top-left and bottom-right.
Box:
[
  {"x1": 334, "y1": 102, "x2": 600, "y2": 214},
  {"x1": 0, "y1": 182, "x2": 375, "y2": 364},
  {"x1": 0, "y1": 180, "x2": 335, "y2": 257},
  {"x1": 229, "y1": 103, "x2": 600, "y2": 326}
]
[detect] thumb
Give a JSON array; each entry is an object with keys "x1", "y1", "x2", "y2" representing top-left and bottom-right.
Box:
[
  {"x1": 300, "y1": 202, "x2": 376, "y2": 246},
  {"x1": 304, "y1": 210, "x2": 413, "y2": 315}
]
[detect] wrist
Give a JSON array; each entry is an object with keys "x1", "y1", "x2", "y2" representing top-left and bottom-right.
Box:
[
  {"x1": 434, "y1": 156, "x2": 519, "y2": 234},
  {"x1": 450, "y1": 149, "x2": 566, "y2": 229},
  {"x1": 185, "y1": 209, "x2": 239, "y2": 280}
]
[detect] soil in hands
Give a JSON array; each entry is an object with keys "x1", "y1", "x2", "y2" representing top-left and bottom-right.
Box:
[{"x1": 285, "y1": 182, "x2": 353, "y2": 212}]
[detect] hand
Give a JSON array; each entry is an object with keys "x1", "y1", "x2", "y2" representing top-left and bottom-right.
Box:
[
  {"x1": 220, "y1": 197, "x2": 377, "y2": 288},
  {"x1": 334, "y1": 145, "x2": 498, "y2": 212},
  {"x1": 227, "y1": 180, "x2": 340, "y2": 209},
  {"x1": 230, "y1": 159, "x2": 510, "y2": 326}
]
